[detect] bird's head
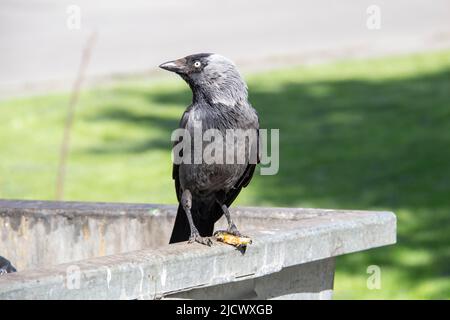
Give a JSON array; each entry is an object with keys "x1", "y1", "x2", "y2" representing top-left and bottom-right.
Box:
[{"x1": 159, "y1": 53, "x2": 248, "y2": 106}]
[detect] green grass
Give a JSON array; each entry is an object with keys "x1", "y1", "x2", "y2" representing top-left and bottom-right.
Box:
[{"x1": 1, "y1": 50, "x2": 450, "y2": 299}]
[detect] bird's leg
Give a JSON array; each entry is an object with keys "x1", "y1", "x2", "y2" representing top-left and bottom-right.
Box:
[
  {"x1": 181, "y1": 190, "x2": 212, "y2": 246},
  {"x1": 221, "y1": 204, "x2": 241, "y2": 236}
]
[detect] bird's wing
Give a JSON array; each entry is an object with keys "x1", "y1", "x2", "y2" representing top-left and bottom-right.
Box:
[
  {"x1": 173, "y1": 108, "x2": 191, "y2": 202},
  {"x1": 173, "y1": 164, "x2": 181, "y2": 202},
  {"x1": 224, "y1": 128, "x2": 260, "y2": 207},
  {"x1": 223, "y1": 104, "x2": 260, "y2": 207},
  {"x1": 223, "y1": 163, "x2": 255, "y2": 207}
]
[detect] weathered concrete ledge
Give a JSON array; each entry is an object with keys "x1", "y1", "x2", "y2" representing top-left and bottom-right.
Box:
[{"x1": 0, "y1": 200, "x2": 396, "y2": 299}]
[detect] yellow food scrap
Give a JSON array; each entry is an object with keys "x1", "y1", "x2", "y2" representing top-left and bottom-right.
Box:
[{"x1": 214, "y1": 231, "x2": 252, "y2": 247}]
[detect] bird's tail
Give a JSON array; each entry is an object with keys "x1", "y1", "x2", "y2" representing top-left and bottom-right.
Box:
[{"x1": 169, "y1": 204, "x2": 220, "y2": 244}]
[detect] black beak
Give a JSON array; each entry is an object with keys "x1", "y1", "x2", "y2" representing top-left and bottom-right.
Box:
[{"x1": 159, "y1": 58, "x2": 187, "y2": 74}]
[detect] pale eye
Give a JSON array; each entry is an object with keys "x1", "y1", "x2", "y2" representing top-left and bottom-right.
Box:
[{"x1": 193, "y1": 61, "x2": 201, "y2": 68}]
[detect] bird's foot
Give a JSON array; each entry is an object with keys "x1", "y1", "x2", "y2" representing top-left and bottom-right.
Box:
[
  {"x1": 188, "y1": 232, "x2": 213, "y2": 246},
  {"x1": 227, "y1": 224, "x2": 242, "y2": 237}
]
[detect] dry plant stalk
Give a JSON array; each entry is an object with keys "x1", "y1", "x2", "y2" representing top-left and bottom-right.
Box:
[{"x1": 55, "y1": 32, "x2": 97, "y2": 201}]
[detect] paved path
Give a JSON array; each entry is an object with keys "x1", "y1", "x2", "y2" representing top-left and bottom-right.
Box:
[{"x1": 0, "y1": 0, "x2": 449, "y2": 96}]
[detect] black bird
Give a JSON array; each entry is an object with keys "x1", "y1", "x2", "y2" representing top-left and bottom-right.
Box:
[
  {"x1": 160, "y1": 53, "x2": 259, "y2": 245},
  {"x1": 0, "y1": 255, "x2": 17, "y2": 275}
]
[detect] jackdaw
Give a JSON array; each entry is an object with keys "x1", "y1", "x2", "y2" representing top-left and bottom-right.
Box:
[
  {"x1": 160, "y1": 53, "x2": 259, "y2": 245},
  {"x1": 0, "y1": 255, "x2": 17, "y2": 275}
]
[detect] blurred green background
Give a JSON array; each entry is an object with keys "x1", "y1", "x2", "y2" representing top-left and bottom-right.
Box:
[{"x1": 1, "y1": 50, "x2": 449, "y2": 299}]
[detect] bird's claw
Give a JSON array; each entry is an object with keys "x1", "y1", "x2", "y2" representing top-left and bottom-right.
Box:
[
  {"x1": 227, "y1": 225, "x2": 242, "y2": 237},
  {"x1": 188, "y1": 232, "x2": 213, "y2": 246}
]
